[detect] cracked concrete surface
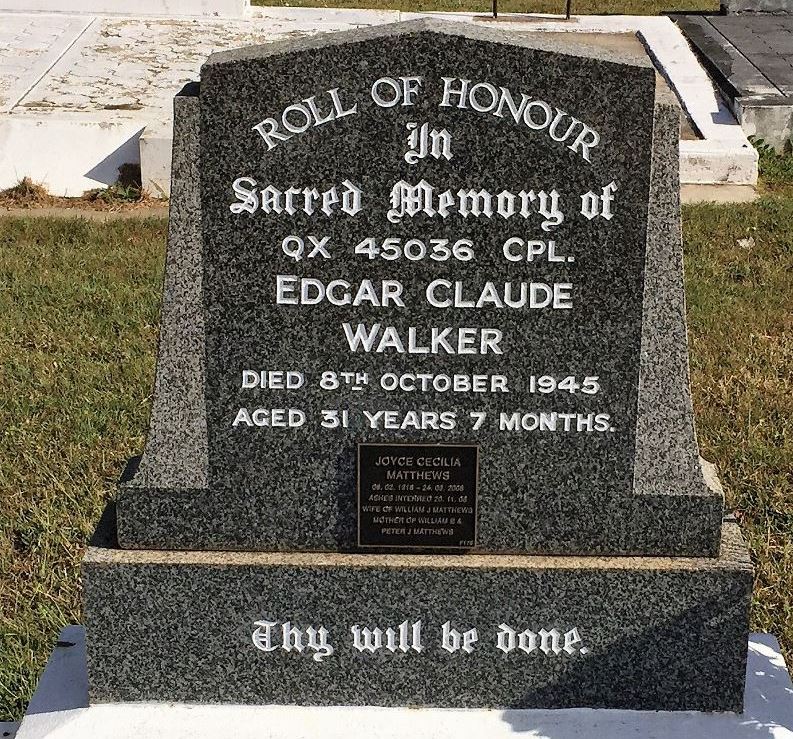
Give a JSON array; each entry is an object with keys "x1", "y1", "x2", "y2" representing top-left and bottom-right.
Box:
[
  {"x1": 0, "y1": 14, "x2": 92, "y2": 113},
  {"x1": 6, "y1": 10, "x2": 397, "y2": 116}
]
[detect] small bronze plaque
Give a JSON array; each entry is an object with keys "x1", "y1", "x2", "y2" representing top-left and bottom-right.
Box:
[{"x1": 357, "y1": 443, "x2": 478, "y2": 550}]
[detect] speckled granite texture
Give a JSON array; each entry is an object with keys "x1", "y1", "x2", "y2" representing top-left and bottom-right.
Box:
[
  {"x1": 132, "y1": 83, "x2": 207, "y2": 492},
  {"x1": 87, "y1": 24, "x2": 753, "y2": 713},
  {"x1": 84, "y1": 511, "x2": 751, "y2": 711},
  {"x1": 117, "y1": 19, "x2": 723, "y2": 555}
]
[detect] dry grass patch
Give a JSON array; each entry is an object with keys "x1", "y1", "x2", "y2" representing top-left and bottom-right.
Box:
[
  {"x1": 0, "y1": 178, "x2": 54, "y2": 208},
  {"x1": 0, "y1": 169, "x2": 163, "y2": 213}
]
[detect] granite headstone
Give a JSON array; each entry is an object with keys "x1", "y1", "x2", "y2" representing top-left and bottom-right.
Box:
[
  {"x1": 116, "y1": 20, "x2": 722, "y2": 557},
  {"x1": 83, "y1": 19, "x2": 753, "y2": 712}
]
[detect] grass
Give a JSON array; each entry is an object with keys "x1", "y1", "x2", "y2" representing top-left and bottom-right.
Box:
[
  {"x1": 754, "y1": 139, "x2": 793, "y2": 195},
  {"x1": 684, "y1": 195, "x2": 793, "y2": 648},
  {"x1": 0, "y1": 219, "x2": 166, "y2": 720},
  {"x1": 0, "y1": 156, "x2": 792, "y2": 720},
  {"x1": 252, "y1": 0, "x2": 718, "y2": 15}
]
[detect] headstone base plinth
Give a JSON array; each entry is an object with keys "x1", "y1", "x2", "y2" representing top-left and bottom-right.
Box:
[
  {"x1": 14, "y1": 628, "x2": 793, "y2": 739},
  {"x1": 82, "y1": 510, "x2": 752, "y2": 712}
]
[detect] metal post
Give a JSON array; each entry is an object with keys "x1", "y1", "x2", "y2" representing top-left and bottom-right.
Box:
[
  {"x1": 493, "y1": 0, "x2": 498, "y2": 19},
  {"x1": 565, "y1": 0, "x2": 571, "y2": 19}
]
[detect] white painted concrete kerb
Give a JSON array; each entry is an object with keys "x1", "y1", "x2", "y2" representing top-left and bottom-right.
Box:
[
  {"x1": 0, "y1": 9, "x2": 758, "y2": 198},
  {"x1": 0, "y1": 0, "x2": 249, "y2": 19},
  {"x1": 11, "y1": 627, "x2": 793, "y2": 739}
]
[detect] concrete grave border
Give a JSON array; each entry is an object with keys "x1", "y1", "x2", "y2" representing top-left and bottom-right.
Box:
[
  {"x1": 9, "y1": 626, "x2": 793, "y2": 738},
  {"x1": 0, "y1": 0, "x2": 249, "y2": 19},
  {"x1": 0, "y1": 8, "x2": 758, "y2": 198}
]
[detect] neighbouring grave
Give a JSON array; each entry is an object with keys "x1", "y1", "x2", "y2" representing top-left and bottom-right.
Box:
[
  {"x1": 82, "y1": 19, "x2": 753, "y2": 711},
  {"x1": 721, "y1": 0, "x2": 793, "y2": 13},
  {"x1": 676, "y1": 14, "x2": 793, "y2": 151}
]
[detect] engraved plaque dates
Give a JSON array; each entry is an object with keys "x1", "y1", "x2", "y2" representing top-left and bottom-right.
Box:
[{"x1": 357, "y1": 443, "x2": 478, "y2": 550}]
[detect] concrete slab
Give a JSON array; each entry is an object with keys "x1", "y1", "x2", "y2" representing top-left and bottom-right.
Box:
[
  {"x1": 0, "y1": 113, "x2": 146, "y2": 196},
  {"x1": 12, "y1": 9, "x2": 401, "y2": 116},
  {"x1": 735, "y1": 95, "x2": 793, "y2": 145},
  {"x1": 673, "y1": 15, "x2": 778, "y2": 99},
  {"x1": 681, "y1": 182, "x2": 758, "y2": 202},
  {"x1": 0, "y1": 9, "x2": 758, "y2": 196},
  {"x1": 0, "y1": 13, "x2": 93, "y2": 113},
  {"x1": 711, "y1": 17, "x2": 793, "y2": 94},
  {"x1": 676, "y1": 13, "x2": 793, "y2": 150},
  {"x1": 11, "y1": 626, "x2": 793, "y2": 739},
  {"x1": 0, "y1": 0, "x2": 249, "y2": 19},
  {"x1": 139, "y1": 120, "x2": 172, "y2": 198}
]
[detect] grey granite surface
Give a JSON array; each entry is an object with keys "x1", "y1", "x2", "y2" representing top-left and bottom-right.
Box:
[
  {"x1": 119, "y1": 458, "x2": 723, "y2": 554},
  {"x1": 118, "y1": 19, "x2": 722, "y2": 555},
  {"x1": 632, "y1": 88, "x2": 722, "y2": 555},
  {"x1": 85, "y1": 23, "x2": 751, "y2": 716},
  {"x1": 128, "y1": 84, "x2": 208, "y2": 491},
  {"x1": 85, "y1": 510, "x2": 752, "y2": 711}
]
